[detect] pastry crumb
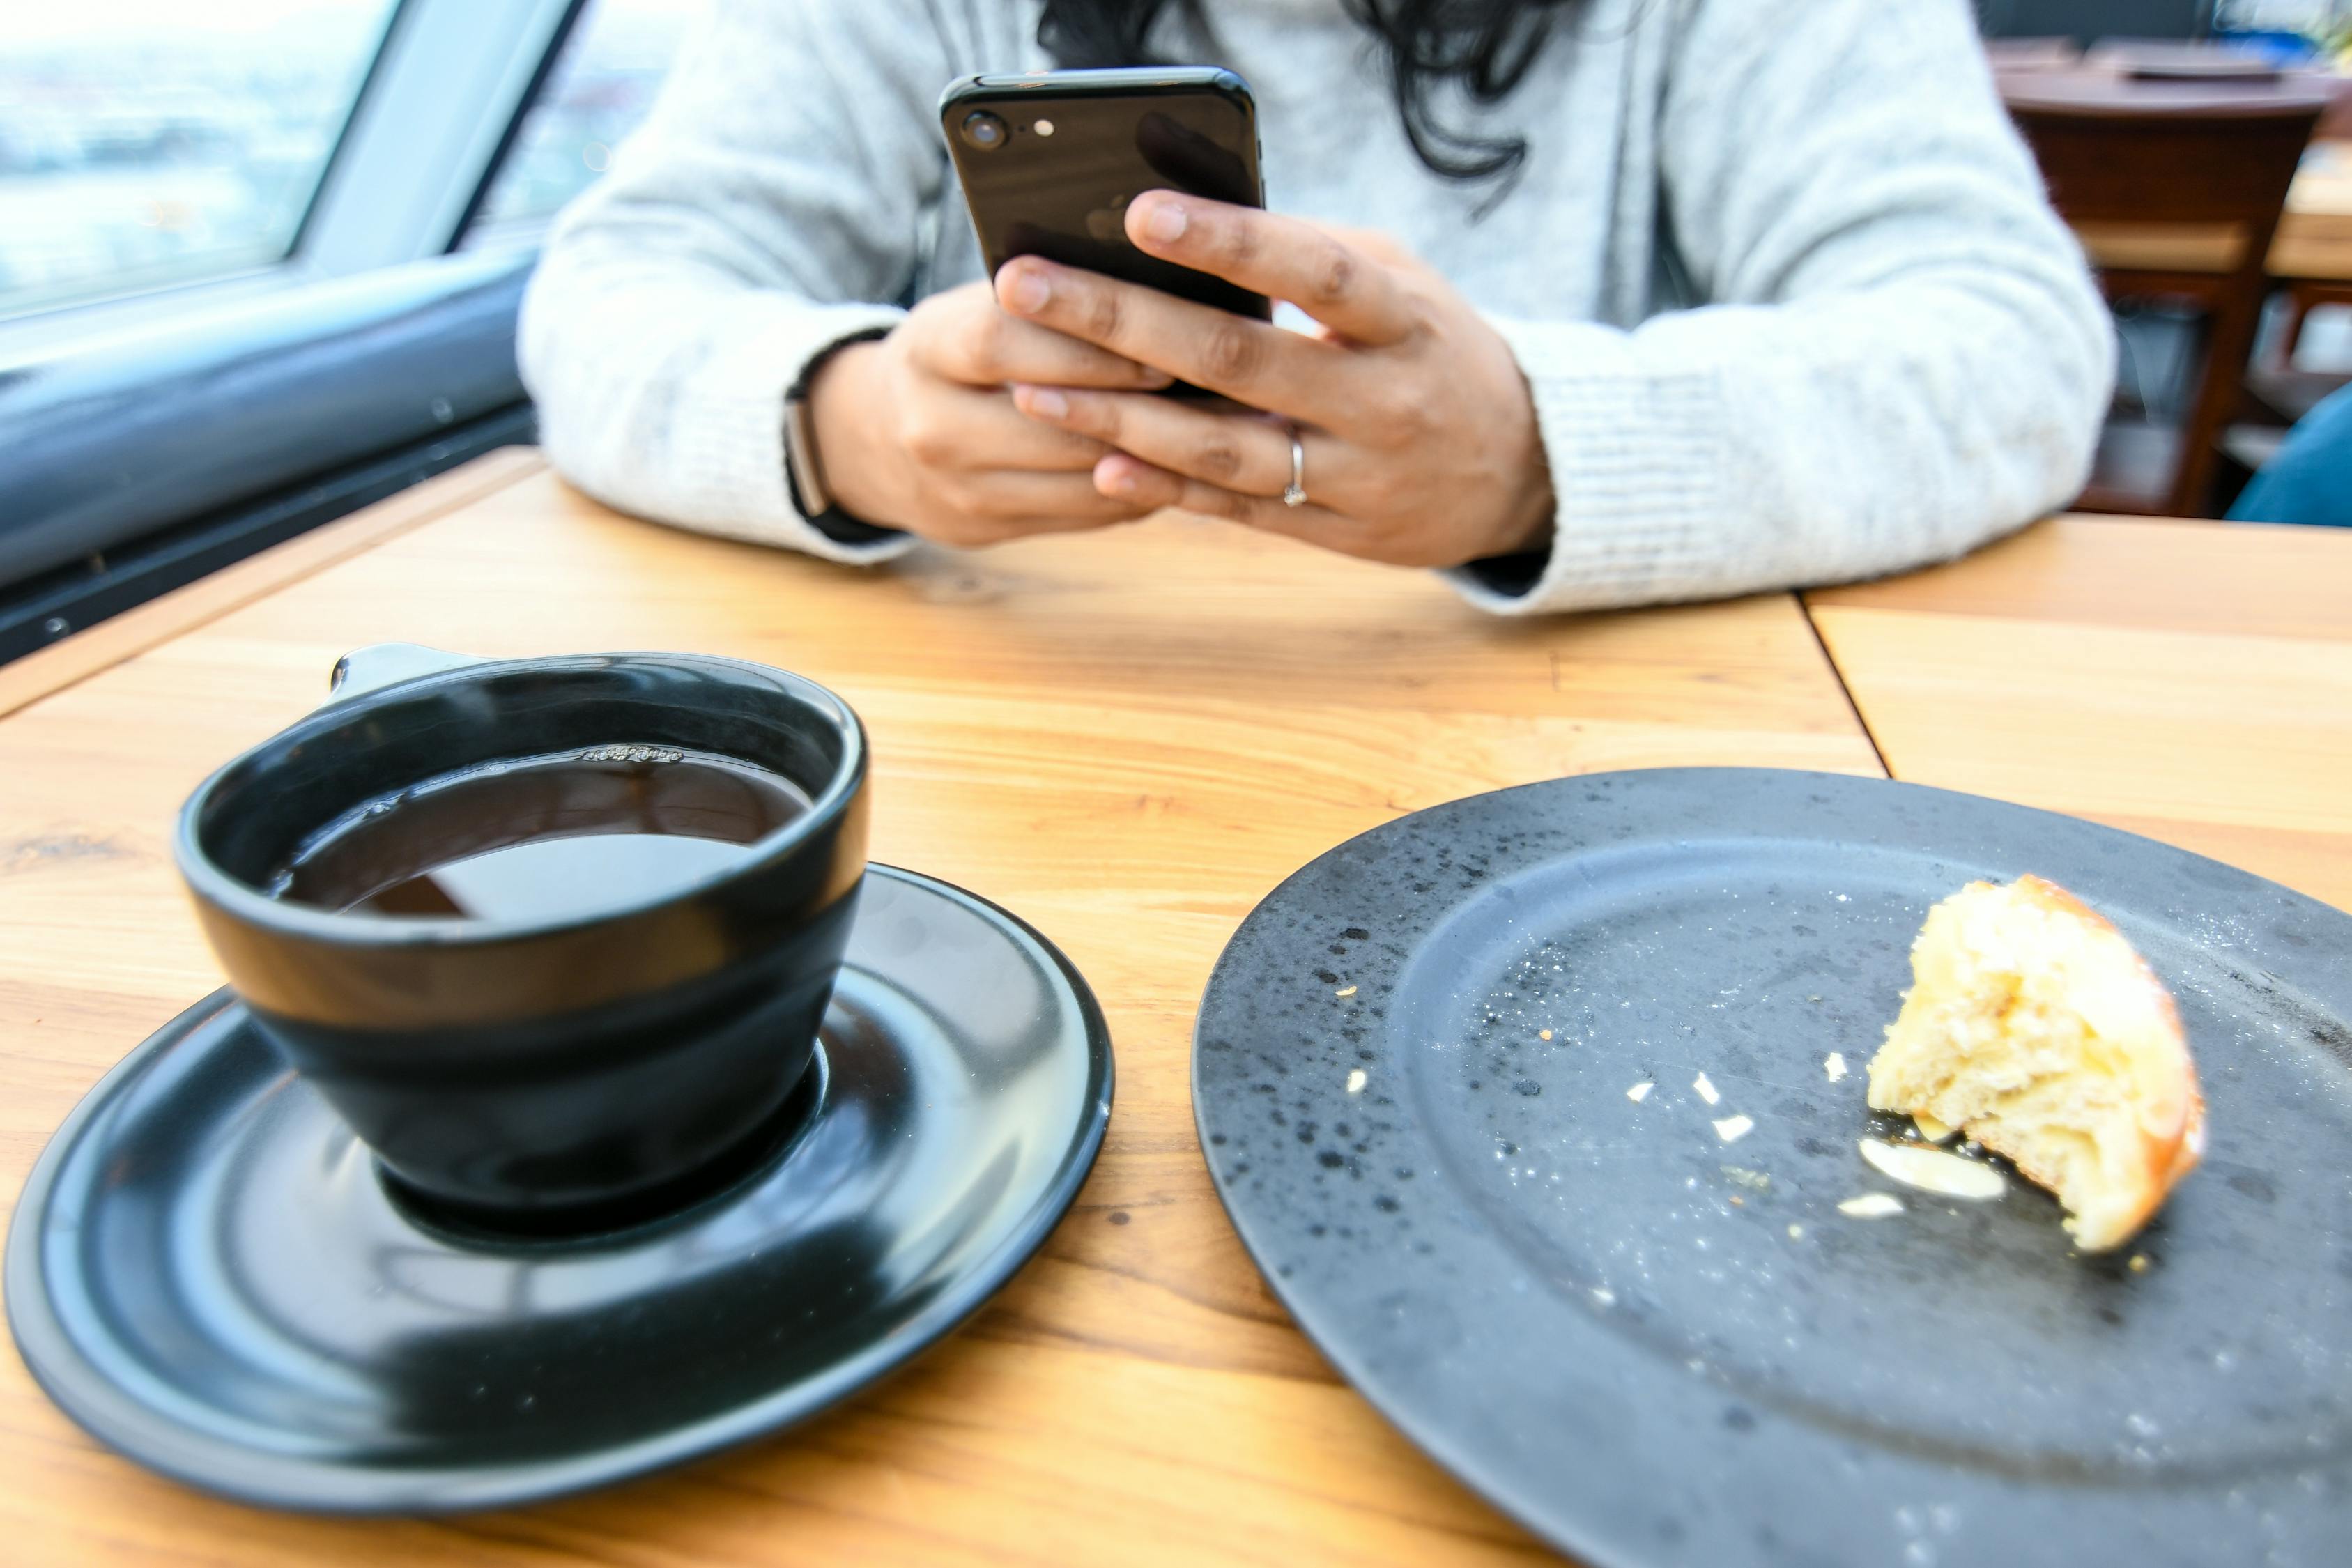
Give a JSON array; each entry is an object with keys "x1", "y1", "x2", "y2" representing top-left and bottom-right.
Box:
[
  {"x1": 1693, "y1": 1071, "x2": 1720, "y2": 1106},
  {"x1": 2129, "y1": 1254, "x2": 2151, "y2": 1274},
  {"x1": 1787, "y1": 1223, "x2": 1804, "y2": 1239},
  {"x1": 1911, "y1": 1112, "x2": 1955, "y2": 1142},
  {"x1": 1721, "y1": 1165, "x2": 1771, "y2": 1191},
  {"x1": 1333, "y1": 984, "x2": 1357, "y2": 998},
  {"x1": 1858, "y1": 1138, "x2": 2004, "y2": 1200},
  {"x1": 1626, "y1": 1080, "x2": 1654, "y2": 1102},
  {"x1": 1838, "y1": 1193, "x2": 1905, "y2": 1218},
  {"x1": 1823, "y1": 1051, "x2": 1848, "y2": 1083},
  {"x1": 1345, "y1": 1068, "x2": 1367, "y2": 1095},
  {"x1": 1712, "y1": 1114, "x2": 1754, "y2": 1144},
  {"x1": 1539, "y1": 1029, "x2": 1553, "y2": 1040}
]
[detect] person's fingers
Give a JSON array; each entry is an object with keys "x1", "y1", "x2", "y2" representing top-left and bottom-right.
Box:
[
  {"x1": 976, "y1": 470, "x2": 1151, "y2": 521},
  {"x1": 1087, "y1": 452, "x2": 1188, "y2": 512},
  {"x1": 1124, "y1": 194, "x2": 1418, "y2": 346},
  {"x1": 1319, "y1": 222, "x2": 1418, "y2": 270},
  {"x1": 1012, "y1": 384, "x2": 1336, "y2": 502},
  {"x1": 994, "y1": 259, "x2": 1350, "y2": 427},
  {"x1": 1090, "y1": 456, "x2": 1371, "y2": 551},
  {"x1": 909, "y1": 386, "x2": 1114, "y2": 473},
  {"x1": 919, "y1": 296, "x2": 1174, "y2": 391},
  {"x1": 936, "y1": 470, "x2": 1153, "y2": 537}
]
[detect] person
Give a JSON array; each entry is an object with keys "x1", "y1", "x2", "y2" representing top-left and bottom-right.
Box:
[
  {"x1": 2229, "y1": 383, "x2": 2352, "y2": 529},
  {"x1": 520, "y1": 0, "x2": 2113, "y2": 615}
]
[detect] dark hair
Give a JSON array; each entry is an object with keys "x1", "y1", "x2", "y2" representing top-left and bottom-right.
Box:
[{"x1": 1037, "y1": 0, "x2": 1583, "y2": 188}]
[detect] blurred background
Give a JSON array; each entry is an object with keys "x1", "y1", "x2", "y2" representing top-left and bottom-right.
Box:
[
  {"x1": 0, "y1": 0, "x2": 707, "y2": 322},
  {"x1": 0, "y1": 0, "x2": 2348, "y2": 664},
  {"x1": 2, "y1": 1, "x2": 402, "y2": 318}
]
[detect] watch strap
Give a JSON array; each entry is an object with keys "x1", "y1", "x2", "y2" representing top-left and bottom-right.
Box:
[
  {"x1": 783, "y1": 326, "x2": 899, "y2": 546},
  {"x1": 785, "y1": 394, "x2": 837, "y2": 518}
]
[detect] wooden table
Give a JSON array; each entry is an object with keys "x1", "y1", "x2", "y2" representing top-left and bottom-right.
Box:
[
  {"x1": 2273, "y1": 139, "x2": 2352, "y2": 282},
  {"x1": 1809, "y1": 516, "x2": 2352, "y2": 915},
  {"x1": 3, "y1": 454, "x2": 2349, "y2": 1565},
  {"x1": 2272, "y1": 140, "x2": 2352, "y2": 377}
]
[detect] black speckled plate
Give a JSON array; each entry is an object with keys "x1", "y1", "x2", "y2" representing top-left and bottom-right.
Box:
[
  {"x1": 7, "y1": 865, "x2": 1111, "y2": 1514},
  {"x1": 1194, "y1": 769, "x2": 2352, "y2": 1568}
]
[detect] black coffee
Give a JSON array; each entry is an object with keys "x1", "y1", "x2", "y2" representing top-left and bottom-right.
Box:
[{"x1": 270, "y1": 746, "x2": 812, "y2": 920}]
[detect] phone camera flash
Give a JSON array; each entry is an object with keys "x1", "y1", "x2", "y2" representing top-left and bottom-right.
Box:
[{"x1": 1033, "y1": 118, "x2": 1056, "y2": 137}]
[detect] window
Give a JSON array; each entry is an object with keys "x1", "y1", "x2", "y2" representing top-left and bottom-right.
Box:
[
  {"x1": 0, "y1": 0, "x2": 401, "y2": 321},
  {"x1": 2214, "y1": 0, "x2": 2351, "y2": 42},
  {"x1": 469, "y1": 0, "x2": 709, "y2": 234}
]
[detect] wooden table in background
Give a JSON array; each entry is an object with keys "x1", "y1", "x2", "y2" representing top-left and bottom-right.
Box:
[
  {"x1": 2272, "y1": 139, "x2": 2352, "y2": 282},
  {"x1": 2, "y1": 454, "x2": 2348, "y2": 1565}
]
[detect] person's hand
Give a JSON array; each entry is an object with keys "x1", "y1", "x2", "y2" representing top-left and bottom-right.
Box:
[
  {"x1": 994, "y1": 194, "x2": 1555, "y2": 569},
  {"x1": 807, "y1": 279, "x2": 1174, "y2": 546}
]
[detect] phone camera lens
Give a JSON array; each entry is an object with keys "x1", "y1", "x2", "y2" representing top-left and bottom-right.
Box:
[{"x1": 960, "y1": 111, "x2": 1008, "y2": 151}]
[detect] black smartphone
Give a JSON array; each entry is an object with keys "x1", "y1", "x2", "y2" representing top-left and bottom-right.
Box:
[{"x1": 939, "y1": 68, "x2": 1269, "y2": 323}]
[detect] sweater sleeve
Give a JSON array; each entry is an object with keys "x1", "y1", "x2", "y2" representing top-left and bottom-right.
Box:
[
  {"x1": 518, "y1": 0, "x2": 962, "y2": 563},
  {"x1": 1447, "y1": 0, "x2": 2114, "y2": 615}
]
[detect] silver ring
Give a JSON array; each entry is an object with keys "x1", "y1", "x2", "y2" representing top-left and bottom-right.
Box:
[{"x1": 1282, "y1": 428, "x2": 1307, "y2": 508}]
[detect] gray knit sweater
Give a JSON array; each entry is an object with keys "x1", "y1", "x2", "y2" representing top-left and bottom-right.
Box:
[{"x1": 519, "y1": 0, "x2": 2114, "y2": 614}]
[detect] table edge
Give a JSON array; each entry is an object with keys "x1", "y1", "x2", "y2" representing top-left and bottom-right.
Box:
[{"x1": 0, "y1": 447, "x2": 546, "y2": 722}]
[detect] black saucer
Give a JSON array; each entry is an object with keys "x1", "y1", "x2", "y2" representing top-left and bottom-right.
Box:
[{"x1": 6, "y1": 865, "x2": 1112, "y2": 1514}]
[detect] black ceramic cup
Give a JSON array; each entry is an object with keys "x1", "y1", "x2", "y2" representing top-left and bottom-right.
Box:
[{"x1": 174, "y1": 645, "x2": 869, "y2": 1231}]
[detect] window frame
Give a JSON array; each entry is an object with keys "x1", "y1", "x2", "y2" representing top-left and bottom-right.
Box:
[{"x1": 445, "y1": 0, "x2": 597, "y2": 245}]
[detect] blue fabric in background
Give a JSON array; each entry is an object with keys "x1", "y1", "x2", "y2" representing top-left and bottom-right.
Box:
[
  {"x1": 2229, "y1": 383, "x2": 2352, "y2": 529},
  {"x1": 2211, "y1": 29, "x2": 2326, "y2": 66}
]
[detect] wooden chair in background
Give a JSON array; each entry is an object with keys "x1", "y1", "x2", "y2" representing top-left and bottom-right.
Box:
[{"x1": 2004, "y1": 84, "x2": 2325, "y2": 515}]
